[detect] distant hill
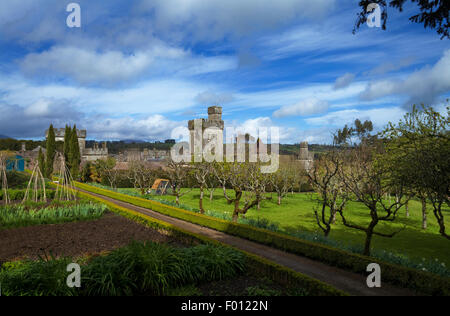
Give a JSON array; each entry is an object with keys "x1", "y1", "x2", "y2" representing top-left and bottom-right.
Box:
[{"x1": 0, "y1": 134, "x2": 12, "y2": 139}]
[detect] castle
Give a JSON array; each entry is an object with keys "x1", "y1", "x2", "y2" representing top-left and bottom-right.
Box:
[
  {"x1": 45, "y1": 128, "x2": 108, "y2": 162},
  {"x1": 187, "y1": 106, "x2": 314, "y2": 170}
]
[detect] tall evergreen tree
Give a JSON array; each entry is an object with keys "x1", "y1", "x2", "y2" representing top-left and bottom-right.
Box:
[
  {"x1": 45, "y1": 124, "x2": 56, "y2": 178},
  {"x1": 38, "y1": 147, "x2": 45, "y2": 174},
  {"x1": 70, "y1": 125, "x2": 81, "y2": 179},
  {"x1": 63, "y1": 125, "x2": 72, "y2": 168}
]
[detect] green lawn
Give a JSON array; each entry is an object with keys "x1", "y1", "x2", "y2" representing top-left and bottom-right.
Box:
[{"x1": 131, "y1": 188, "x2": 450, "y2": 268}]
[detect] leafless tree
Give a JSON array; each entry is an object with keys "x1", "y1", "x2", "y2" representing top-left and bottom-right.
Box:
[
  {"x1": 128, "y1": 161, "x2": 155, "y2": 195},
  {"x1": 167, "y1": 160, "x2": 193, "y2": 205},
  {"x1": 270, "y1": 167, "x2": 295, "y2": 205},
  {"x1": 308, "y1": 150, "x2": 348, "y2": 237},
  {"x1": 96, "y1": 158, "x2": 119, "y2": 189},
  {"x1": 219, "y1": 162, "x2": 266, "y2": 222},
  {"x1": 193, "y1": 162, "x2": 213, "y2": 214},
  {"x1": 338, "y1": 144, "x2": 409, "y2": 256}
]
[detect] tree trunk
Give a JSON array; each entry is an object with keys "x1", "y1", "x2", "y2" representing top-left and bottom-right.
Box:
[
  {"x1": 331, "y1": 201, "x2": 337, "y2": 224},
  {"x1": 210, "y1": 190, "x2": 213, "y2": 201},
  {"x1": 421, "y1": 198, "x2": 427, "y2": 230},
  {"x1": 363, "y1": 219, "x2": 378, "y2": 256},
  {"x1": 278, "y1": 195, "x2": 281, "y2": 205},
  {"x1": 176, "y1": 195, "x2": 180, "y2": 205},
  {"x1": 232, "y1": 208, "x2": 239, "y2": 222},
  {"x1": 199, "y1": 188, "x2": 205, "y2": 214},
  {"x1": 404, "y1": 198, "x2": 409, "y2": 218}
]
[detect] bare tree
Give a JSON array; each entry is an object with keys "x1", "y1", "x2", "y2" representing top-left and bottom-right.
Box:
[
  {"x1": 270, "y1": 167, "x2": 294, "y2": 205},
  {"x1": 308, "y1": 150, "x2": 348, "y2": 237},
  {"x1": 193, "y1": 162, "x2": 213, "y2": 214},
  {"x1": 96, "y1": 158, "x2": 119, "y2": 189},
  {"x1": 338, "y1": 144, "x2": 408, "y2": 256},
  {"x1": 218, "y1": 162, "x2": 265, "y2": 222},
  {"x1": 167, "y1": 160, "x2": 192, "y2": 206},
  {"x1": 213, "y1": 162, "x2": 233, "y2": 204},
  {"x1": 128, "y1": 161, "x2": 155, "y2": 195}
]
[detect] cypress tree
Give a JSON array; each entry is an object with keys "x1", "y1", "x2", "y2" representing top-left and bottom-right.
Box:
[
  {"x1": 45, "y1": 124, "x2": 56, "y2": 178},
  {"x1": 63, "y1": 125, "x2": 72, "y2": 168},
  {"x1": 38, "y1": 147, "x2": 45, "y2": 174},
  {"x1": 70, "y1": 125, "x2": 81, "y2": 179}
]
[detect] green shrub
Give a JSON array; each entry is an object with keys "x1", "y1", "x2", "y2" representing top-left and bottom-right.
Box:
[
  {"x1": 6, "y1": 172, "x2": 30, "y2": 189},
  {"x1": 0, "y1": 189, "x2": 56, "y2": 201},
  {"x1": 0, "y1": 242, "x2": 247, "y2": 296},
  {"x1": 0, "y1": 202, "x2": 106, "y2": 229},
  {"x1": 0, "y1": 256, "x2": 77, "y2": 296}
]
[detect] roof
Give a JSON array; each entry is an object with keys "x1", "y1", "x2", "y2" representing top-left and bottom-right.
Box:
[{"x1": 151, "y1": 179, "x2": 170, "y2": 190}]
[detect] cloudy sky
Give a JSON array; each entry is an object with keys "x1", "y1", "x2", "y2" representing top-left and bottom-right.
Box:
[{"x1": 0, "y1": 0, "x2": 449, "y2": 143}]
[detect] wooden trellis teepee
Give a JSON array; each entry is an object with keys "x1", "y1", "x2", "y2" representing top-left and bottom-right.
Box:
[
  {"x1": 54, "y1": 152, "x2": 77, "y2": 201},
  {"x1": 0, "y1": 152, "x2": 10, "y2": 205},
  {"x1": 23, "y1": 162, "x2": 47, "y2": 203}
]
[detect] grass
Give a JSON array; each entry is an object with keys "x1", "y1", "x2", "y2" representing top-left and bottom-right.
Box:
[
  {"x1": 0, "y1": 202, "x2": 107, "y2": 229},
  {"x1": 93, "y1": 184, "x2": 450, "y2": 271}
]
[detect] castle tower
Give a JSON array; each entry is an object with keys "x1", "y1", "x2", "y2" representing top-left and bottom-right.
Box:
[
  {"x1": 188, "y1": 106, "x2": 224, "y2": 155},
  {"x1": 297, "y1": 141, "x2": 313, "y2": 171},
  {"x1": 299, "y1": 141, "x2": 309, "y2": 160}
]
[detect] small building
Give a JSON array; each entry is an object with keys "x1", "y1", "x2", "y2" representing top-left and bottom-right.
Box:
[{"x1": 6, "y1": 155, "x2": 25, "y2": 172}]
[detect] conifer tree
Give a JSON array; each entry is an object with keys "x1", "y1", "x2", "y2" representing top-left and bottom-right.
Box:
[
  {"x1": 45, "y1": 124, "x2": 56, "y2": 178},
  {"x1": 70, "y1": 125, "x2": 81, "y2": 179},
  {"x1": 38, "y1": 147, "x2": 45, "y2": 174},
  {"x1": 63, "y1": 125, "x2": 72, "y2": 168}
]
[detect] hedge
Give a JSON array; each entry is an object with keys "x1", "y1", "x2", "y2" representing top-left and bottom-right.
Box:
[
  {"x1": 76, "y1": 189, "x2": 346, "y2": 296},
  {"x1": 74, "y1": 182, "x2": 450, "y2": 296}
]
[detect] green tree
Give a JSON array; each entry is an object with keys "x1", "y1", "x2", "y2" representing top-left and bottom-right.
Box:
[
  {"x1": 63, "y1": 125, "x2": 73, "y2": 168},
  {"x1": 45, "y1": 124, "x2": 56, "y2": 178},
  {"x1": 70, "y1": 125, "x2": 81, "y2": 179},
  {"x1": 383, "y1": 104, "x2": 450, "y2": 239},
  {"x1": 38, "y1": 147, "x2": 45, "y2": 175}
]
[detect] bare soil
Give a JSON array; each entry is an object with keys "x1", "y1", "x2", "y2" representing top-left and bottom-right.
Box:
[{"x1": 0, "y1": 212, "x2": 181, "y2": 263}]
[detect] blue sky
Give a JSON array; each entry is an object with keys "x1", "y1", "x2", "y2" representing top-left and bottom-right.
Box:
[{"x1": 0, "y1": 0, "x2": 448, "y2": 143}]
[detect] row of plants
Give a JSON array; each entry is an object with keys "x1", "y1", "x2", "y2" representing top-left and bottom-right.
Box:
[
  {"x1": 87, "y1": 183, "x2": 450, "y2": 278},
  {"x1": 0, "y1": 202, "x2": 107, "y2": 229},
  {"x1": 0, "y1": 241, "x2": 246, "y2": 296},
  {"x1": 74, "y1": 182, "x2": 450, "y2": 295},
  {"x1": 0, "y1": 189, "x2": 56, "y2": 201},
  {"x1": 76, "y1": 189, "x2": 346, "y2": 296}
]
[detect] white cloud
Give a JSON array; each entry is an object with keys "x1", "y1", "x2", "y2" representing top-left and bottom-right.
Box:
[
  {"x1": 137, "y1": 0, "x2": 335, "y2": 41},
  {"x1": 306, "y1": 107, "x2": 406, "y2": 131},
  {"x1": 86, "y1": 115, "x2": 185, "y2": 141},
  {"x1": 195, "y1": 91, "x2": 235, "y2": 105},
  {"x1": 334, "y1": 73, "x2": 355, "y2": 90},
  {"x1": 360, "y1": 49, "x2": 450, "y2": 107},
  {"x1": 0, "y1": 74, "x2": 219, "y2": 116},
  {"x1": 20, "y1": 45, "x2": 186, "y2": 84},
  {"x1": 273, "y1": 98, "x2": 329, "y2": 118}
]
